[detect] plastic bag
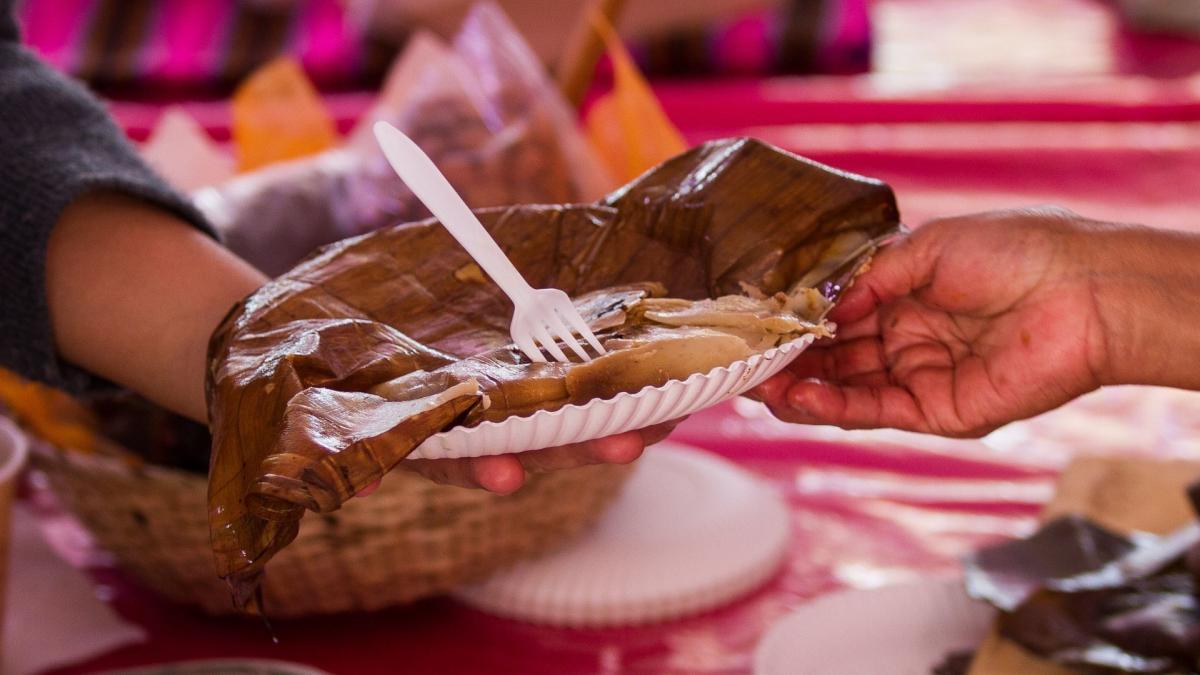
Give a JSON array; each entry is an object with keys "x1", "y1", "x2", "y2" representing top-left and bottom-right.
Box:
[{"x1": 196, "y1": 2, "x2": 613, "y2": 277}]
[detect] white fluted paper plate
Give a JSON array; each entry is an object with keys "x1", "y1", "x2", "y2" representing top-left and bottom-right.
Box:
[
  {"x1": 408, "y1": 334, "x2": 816, "y2": 460},
  {"x1": 754, "y1": 578, "x2": 995, "y2": 675},
  {"x1": 455, "y1": 442, "x2": 790, "y2": 627}
]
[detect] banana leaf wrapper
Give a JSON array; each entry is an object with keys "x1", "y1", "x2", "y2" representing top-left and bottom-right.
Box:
[
  {"x1": 964, "y1": 494, "x2": 1200, "y2": 673},
  {"x1": 205, "y1": 137, "x2": 902, "y2": 613}
]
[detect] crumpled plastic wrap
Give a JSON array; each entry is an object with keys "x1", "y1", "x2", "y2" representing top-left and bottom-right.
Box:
[
  {"x1": 194, "y1": 3, "x2": 612, "y2": 277},
  {"x1": 204, "y1": 138, "x2": 901, "y2": 613}
]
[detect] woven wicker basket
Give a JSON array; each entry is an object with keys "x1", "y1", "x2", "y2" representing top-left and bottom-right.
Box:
[{"x1": 30, "y1": 440, "x2": 632, "y2": 616}]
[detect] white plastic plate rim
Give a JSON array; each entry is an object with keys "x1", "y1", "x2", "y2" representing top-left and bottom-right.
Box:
[
  {"x1": 753, "y1": 577, "x2": 995, "y2": 675},
  {"x1": 408, "y1": 333, "x2": 817, "y2": 459},
  {"x1": 453, "y1": 443, "x2": 793, "y2": 627}
]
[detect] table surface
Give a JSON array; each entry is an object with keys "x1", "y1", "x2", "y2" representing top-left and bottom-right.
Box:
[
  {"x1": 38, "y1": 403, "x2": 1051, "y2": 675},
  {"x1": 39, "y1": 384, "x2": 1200, "y2": 674},
  {"x1": 22, "y1": 0, "x2": 1200, "y2": 672}
]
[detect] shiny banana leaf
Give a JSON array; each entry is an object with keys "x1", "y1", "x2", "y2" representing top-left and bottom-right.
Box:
[{"x1": 206, "y1": 137, "x2": 902, "y2": 612}]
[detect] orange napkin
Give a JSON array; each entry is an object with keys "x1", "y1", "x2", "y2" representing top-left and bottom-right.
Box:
[
  {"x1": 231, "y1": 57, "x2": 337, "y2": 172},
  {"x1": 0, "y1": 370, "x2": 98, "y2": 455},
  {"x1": 583, "y1": 13, "x2": 687, "y2": 183}
]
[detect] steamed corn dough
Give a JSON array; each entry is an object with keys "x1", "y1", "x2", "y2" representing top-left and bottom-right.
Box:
[
  {"x1": 205, "y1": 138, "x2": 902, "y2": 612},
  {"x1": 369, "y1": 284, "x2": 832, "y2": 423}
]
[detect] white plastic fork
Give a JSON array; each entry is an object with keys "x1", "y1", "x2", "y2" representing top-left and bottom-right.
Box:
[{"x1": 373, "y1": 121, "x2": 606, "y2": 364}]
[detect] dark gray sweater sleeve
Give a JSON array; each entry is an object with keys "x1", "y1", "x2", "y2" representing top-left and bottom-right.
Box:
[{"x1": 0, "y1": 2, "x2": 217, "y2": 393}]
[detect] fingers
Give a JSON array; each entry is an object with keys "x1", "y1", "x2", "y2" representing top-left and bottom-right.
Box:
[
  {"x1": 886, "y1": 340, "x2": 957, "y2": 385},
  {"x1": 829, "y1": 311, "x2": 882, "y2": 342},
  {"x1": 399, "y1": 425, "x2": 674, "y2": 494},
  {"x1": 638, "y1": 418, "x2": 685, "y2": 447},
  {"x1": 752, "y1": 366, "x2": 927, "y2": 432},
  {"x1": 829, "y1": 230, "x2": 937, "y2": 325},
  {"x1": 782, "y1": 344, "x2": 891, "y2": 389},
  {"x1": 515, "y1": 432, "x2": 638, "y2": 473},
  {"x1": 773, "y1": 378, "x2": 927, "y2": 432},
  {"x1": 469, "y1": 455, "x2": 527, "y2": 494},
  {"x1": 403, "y1": 454, "x2": 525, "y2": 494},
  {"x1": 787, "y1": 336, "x2": 889, "y2": 383},
  {"x1": 750, "y1": 369, "x2": 795, "y2": 407}
]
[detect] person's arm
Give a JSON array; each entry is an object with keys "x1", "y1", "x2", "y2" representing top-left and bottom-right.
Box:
[
  {"x1": 1085, "y1": 223, "x2": 1200, "y2": 391},
  {"x1": 1, "y1": 1, "x2": 671, "y2": 492},
  {"x1": 0, "y1": 1, "x2": 244, "y2": 416},
  {"x1": 752, "y1": 207, "x2": 1200, "y2": 437},
  {"x1": 47, "y1": 192, "x2": 266, "y2": 421}
]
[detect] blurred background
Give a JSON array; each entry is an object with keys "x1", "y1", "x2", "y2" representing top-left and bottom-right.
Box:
[
  {"x1": 16, "y1": 0, "x2": 1200, "y2": 232},
  {"x1": 14, "y1": 0, "x2": 1200, "y2": 95},
  {"x1": 16, "y1": 0, "x2": 866, "y2": 96}
]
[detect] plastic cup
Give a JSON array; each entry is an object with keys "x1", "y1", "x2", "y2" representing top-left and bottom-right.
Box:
[{"x1": 0, "y1": 417, "x2": 30, "y2": 643}]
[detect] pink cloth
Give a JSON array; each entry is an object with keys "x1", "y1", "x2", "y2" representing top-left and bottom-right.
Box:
[
  {"x1": 17, "y1": 0, "x2": 366, "y2": 93},
  {"x1": 44, "y1": 403, "x2": 1049, "y2": 675},
  {"x1": 16, "y1": 0, "x2": 872, "y2": 98},
  {"x1": 54, "y1": 60, "x2": 1200, "y2": 675},
  {"x1": 59, "y1": 380, "x2": 1200, "y2": 672}
]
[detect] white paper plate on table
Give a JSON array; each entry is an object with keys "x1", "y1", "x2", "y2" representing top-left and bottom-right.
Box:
[
  {"x1": 754, "y1": 578, "x2": 995, "y2": 675},
  {"x1": 408, "y1": 334, "x2": 816, "y2": 460},
  {"x1": 455, "y1": 442, "x2": 791, "y2": 627}
]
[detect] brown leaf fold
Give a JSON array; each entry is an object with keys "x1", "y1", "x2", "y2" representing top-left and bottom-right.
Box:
[{"x1": 205, "y1": 138, "x2": 902, "y2": 612}]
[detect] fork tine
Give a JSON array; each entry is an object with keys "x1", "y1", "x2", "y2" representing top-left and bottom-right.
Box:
[
  {"x1": 532, "y1": 324, "x2": 570, "y2": 363},
  {"x1": 547, "y1": 312, "x2": 591, "y2": 362},
  {"x1": 559, "y1": 307, "x2": 607, "y2": 356},
  {"x1": 514, "y1": 330, "x2": 547, "y2": 363}
]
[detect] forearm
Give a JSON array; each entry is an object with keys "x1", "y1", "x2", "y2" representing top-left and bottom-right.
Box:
[
  {"x1": 47, "y1": 192, "x2": 267, "y2": 422},
  {"x1": 1087, "y1": 222, "x2": 1200, "y2": 390},
  {"x1": 0, "y1": 6, "x2": 247, "y2": 409}
]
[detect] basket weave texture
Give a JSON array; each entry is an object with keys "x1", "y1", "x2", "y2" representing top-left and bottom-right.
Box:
[{"x1": 31, "y1": 441, "x2": 631, "y2": 616}]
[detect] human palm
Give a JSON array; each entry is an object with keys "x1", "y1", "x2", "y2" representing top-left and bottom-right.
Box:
[{"x1": 755, "y1": 209, "x2": 1110, "y2": 437}]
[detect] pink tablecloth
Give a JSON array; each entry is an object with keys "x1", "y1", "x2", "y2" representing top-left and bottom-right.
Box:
[
  {"x1": 46, "y1": 69, "x2": 1200, "y2": 674},
  {"x1": 47, "y1": 385, "x2": 1200, "y2": 674},
  {"x1": 41, "y1": 402, "x2": 1051, "y2": 675},
  {"x1": 656, "y1": 78, "x2": 1200, "y2": 232}
]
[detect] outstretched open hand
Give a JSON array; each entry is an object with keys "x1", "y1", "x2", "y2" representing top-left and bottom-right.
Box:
[{"x1": 753, "y1": 208, "x2": 1112, "y2": 437}]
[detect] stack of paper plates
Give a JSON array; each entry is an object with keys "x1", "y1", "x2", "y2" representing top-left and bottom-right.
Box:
[{"x1": 456, "y1": 442, "x2": 791, "y2": 627}]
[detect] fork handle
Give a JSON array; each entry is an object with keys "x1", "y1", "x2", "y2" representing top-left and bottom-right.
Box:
[{"x1": 374, "y1": 122, "x2": 535, "y2": 304}]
